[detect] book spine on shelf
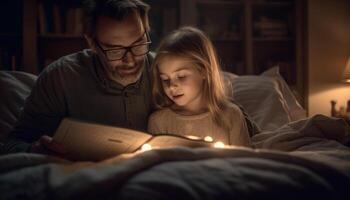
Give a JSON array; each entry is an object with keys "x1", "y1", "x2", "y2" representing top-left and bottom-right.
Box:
[
  {"x1": 37, "y1": 2, "x2": 47, "y2": 34},
  {"x1": 38, "y1": 3, "x2": 83, "y2": 36},
  {"x1": 53, "y1": 4, "x2": 62, "y2": 34},
  {"x1": 0, "y1": 48, "x2": 19, "y2": 71}
]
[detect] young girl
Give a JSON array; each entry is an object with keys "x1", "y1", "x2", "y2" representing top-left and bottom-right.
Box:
[{"x1": 148, "y1": 27, "x2": 251, "y2": 147}]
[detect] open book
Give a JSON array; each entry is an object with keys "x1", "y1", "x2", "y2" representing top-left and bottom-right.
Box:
[{"x1": 53, "y1": 118, "x2": 213, "y2": 161}]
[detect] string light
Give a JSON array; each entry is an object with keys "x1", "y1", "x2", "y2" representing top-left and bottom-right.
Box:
[
  {"x1": 204, "y1": 136, "x2": 213, "y2": 142},
  {"x1": 213, "y1": 141, "x2": 225, "y2": 148},
  {"x1": 141, "y1": 143, "x2": 152, "y2": 151}
]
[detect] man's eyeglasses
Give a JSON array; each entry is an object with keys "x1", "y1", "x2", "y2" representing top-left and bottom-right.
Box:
[{"x1": 96, "y1": 32, "x2": 152, "y2": 61}]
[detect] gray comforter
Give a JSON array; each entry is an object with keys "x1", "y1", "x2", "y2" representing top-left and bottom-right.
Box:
[{"x1": 1, "y1": 115, "x2": 350, "y2": 200}]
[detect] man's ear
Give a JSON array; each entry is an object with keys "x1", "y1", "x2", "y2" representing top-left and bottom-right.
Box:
[{"x1": 84, "y1": 34, "x2": 97, "y2": 52}]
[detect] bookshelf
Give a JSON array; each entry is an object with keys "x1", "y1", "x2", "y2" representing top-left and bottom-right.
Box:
[
  {"x1": 179, "y1": 0, "x2": 306, "y2": 106},
  {"x1": 0, "y1": 0, "x2": 23, "y2": 71},
  {"x1": 2, "y1": 0, "x2": 306, "y2": 106},
  {"x1": 36, "y1": 0, "x2": 86, "y2": 72},
  {"x1": 144, "y1": 0, "x2": 180, "y2": 51},
  {"x1": 0, "y1": 0, "x2": 87, "y2": 74},
  {"x1": 130, "y1": 0, "x2": 306, "y2": 105}
]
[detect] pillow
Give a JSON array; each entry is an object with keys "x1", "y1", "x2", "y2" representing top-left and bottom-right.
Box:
[
  {"x1": 0, "y1": 71, "x2": 37, "y2": 141},
  {"x1": 261, "y1": 67, "x2": 307, "y2": 121},
  {"x1": 230, "y1": 74, "x2": 292, "y2": 131},
  {"x1": 222, "y1": 67, "x2": 306, "y2": 131}
]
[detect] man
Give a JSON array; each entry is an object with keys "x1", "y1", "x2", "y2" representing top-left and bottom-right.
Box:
[{"x1": 3, "y1": 0, "x2": 154, "y2": 156}]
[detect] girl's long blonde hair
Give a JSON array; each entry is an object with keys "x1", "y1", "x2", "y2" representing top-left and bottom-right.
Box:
[{"x1": 152, "y1": 26, "x2": 233, "y2": 132}]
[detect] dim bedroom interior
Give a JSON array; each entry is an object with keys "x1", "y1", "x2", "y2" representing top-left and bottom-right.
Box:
[{"x1": 0, "y1": 0, "x2": 350, "y2": 199}]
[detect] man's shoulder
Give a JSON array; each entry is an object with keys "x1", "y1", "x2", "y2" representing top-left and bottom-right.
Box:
[
  {"x1": 39, "y1": 49, "x2": 94, "y2": 79},
  {"x1": 44, "y1": 49, "x2": 94, "y2": 73}
]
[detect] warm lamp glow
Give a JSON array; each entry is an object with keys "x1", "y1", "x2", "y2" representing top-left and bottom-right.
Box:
[
  {"x1": 213, "y1": 141, "x2": 225, "y2": 148},
  {"x1": 141, "y1": 143, "x2": 152, "y2": 151},
  {"x1": 342, "y1": 57, "x2": 350, "y2": 82}
]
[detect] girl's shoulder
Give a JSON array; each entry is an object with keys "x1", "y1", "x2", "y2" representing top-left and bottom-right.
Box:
[{"x1": 223, "y1": 101, "x2": 244, "y2": 118}]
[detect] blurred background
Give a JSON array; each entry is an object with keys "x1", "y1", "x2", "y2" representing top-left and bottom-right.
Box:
[{"x1": 0, "y1": 0, "x2": 349, "y2": 116}]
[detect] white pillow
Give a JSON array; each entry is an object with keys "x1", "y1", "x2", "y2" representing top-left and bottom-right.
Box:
[
  {"x1": 222, "y1": 67, "x2": 306, "y2": 131},
  {"x1": 261, "y1": 67, "x2": 307, "y2": 121},
  {"x1": 230, "y1": 75, "x2": 291, "y2": 131}
]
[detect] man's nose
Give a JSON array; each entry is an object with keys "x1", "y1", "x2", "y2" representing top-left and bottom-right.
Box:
[{"x1": 122, "y1": 50, "x2": 135, "y2": 63}]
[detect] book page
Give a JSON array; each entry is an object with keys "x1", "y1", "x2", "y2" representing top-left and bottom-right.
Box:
[
  {"x1": 147, "y1": 135, "x2": 212, "y2": 149},
  {"x1": 53, "y1": 118, "x2": 152, "y2": 161}
]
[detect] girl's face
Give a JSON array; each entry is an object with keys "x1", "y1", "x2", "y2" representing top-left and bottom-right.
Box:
[{"x1": 158, "y1": 56, "x2": 207, "y2": 113}]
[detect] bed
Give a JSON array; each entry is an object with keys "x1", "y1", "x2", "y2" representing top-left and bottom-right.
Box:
[{"x1": 0, "y1": 68, "x2": 349, "y2": 200}]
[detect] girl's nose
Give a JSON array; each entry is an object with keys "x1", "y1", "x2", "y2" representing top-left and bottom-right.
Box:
[{"x1": 169, "y1": 79, "x2": 179, "y2": 88}]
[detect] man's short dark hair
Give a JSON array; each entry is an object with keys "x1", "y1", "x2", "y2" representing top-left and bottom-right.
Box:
[{"x1": 82, "y1": 0, "x2": 150, "y2": 38}]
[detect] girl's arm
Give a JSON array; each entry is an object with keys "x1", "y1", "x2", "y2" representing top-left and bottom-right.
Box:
[{"x1": 227, "y1": 105, "x2": 252, "y2": 147}]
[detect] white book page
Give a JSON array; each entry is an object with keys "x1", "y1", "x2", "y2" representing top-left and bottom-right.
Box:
[{"x1": 53, "y1": 118, "x2": 152, "y2": 161}]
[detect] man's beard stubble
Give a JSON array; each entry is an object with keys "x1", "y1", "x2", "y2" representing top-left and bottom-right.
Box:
[
  {"x1": 96, "y1": 48, "x2": 145, "y2": 87},
  {"x1": 108, "y1": 62, "x2": 144, "y2": 87}
]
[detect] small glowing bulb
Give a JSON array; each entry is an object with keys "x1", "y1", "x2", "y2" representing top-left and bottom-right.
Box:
[
  {"x1": 204, "y1": 136, "x2": 213, "y2": 142},
  {"x1": 213, "y1": 141, "x2": 225, "y2": 148},
  {"x1": 141, "y1": 143, "x2": 152, "y2": 151},
  {"x1": 186, "y1": 135, "x2": 201, "y2": 140}
]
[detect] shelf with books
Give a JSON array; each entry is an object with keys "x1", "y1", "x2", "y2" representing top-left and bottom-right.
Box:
[
  {"x1": 252, "y1": 2, "x2": 294, "y2": 39},
  {"x1": 0, "y1": 36, "x2": 22, "y2": 69},
  {"x1": 145, "y1": 0, "x2": 179, "y2": 51},
  {"x1": 253, "y1": 40, "x2": 295, "y2": 85},
  {"x1": 35, "y1": 0, "x2": 85, "y2": 71},
  {"x1": 196, "y1": 0, "x2": 242, "y2": 6},
  {"x1": 37, "y1": 0, "x2": 83, "y2": 36},
  {"x1": 38, "y1": 33, "x2": 83, "y2": 39},
  {"x1": 37, "y1": 35, "x2": 86, "y2": 71},
  {"x1": 212, "y1": 38, "x2": 243, "y2": 42},
  {"x1": 0, "y1": 0, "x2": 23, "y2": 71},
  {"x1": 197, "y1": 2, "x2": 243, "y2": 41},
  {"x1": 194, "y1": 1, "x2": 244, "y2": 74},
  {"x1": 251, "y1": 1, "x2": 294, "y2": 7},
  {"x1": 253, "y1": 37, "x2": 293, "y2": 42},
  {"x1": 0, "y1": 47, "x2": 22, "y2": 71},
  {"x1": 249, "y1": 0, "x2": 298, "y2": 89},
  {"x1": 214, "y1": 41, "x2": 244, "y2": 74}
]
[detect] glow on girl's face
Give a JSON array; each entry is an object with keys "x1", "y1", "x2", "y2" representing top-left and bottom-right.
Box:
[{"x1": 158, "y1": 56, "x2": 206, "y2": 113}]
